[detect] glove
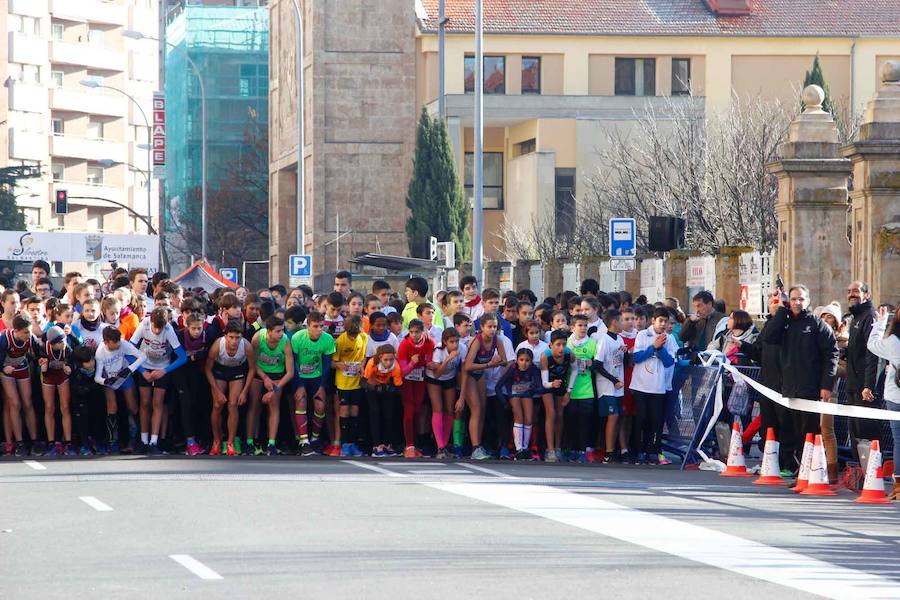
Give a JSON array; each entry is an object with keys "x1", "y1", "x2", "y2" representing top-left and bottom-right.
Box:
[
  {"x1": 103, "y1": 377, "x2": 117, "y2": 386},
  {"x1": 116, "y1": 367, "x2": 132, "y2": 379}
]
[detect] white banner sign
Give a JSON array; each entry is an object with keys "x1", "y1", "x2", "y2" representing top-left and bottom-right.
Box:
[
  {"x1": 686, "y1": 256, "x2": 716, "y2": 294},
  {"x1": 0, "y1": 231, "x2": 159, "y2": 269},
  {"x1": 640, "y1": 258, "x2": 665, "y2": 302}
]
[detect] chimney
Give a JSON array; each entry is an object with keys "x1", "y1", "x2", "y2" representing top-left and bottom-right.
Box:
[{"x1": 703, "y1": 0, "x2": 752, "y2": 15}]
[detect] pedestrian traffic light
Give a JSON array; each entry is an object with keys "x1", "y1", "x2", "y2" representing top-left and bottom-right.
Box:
[{"x1": 54, "y1": 189, "x2": 68, "y2": 214}]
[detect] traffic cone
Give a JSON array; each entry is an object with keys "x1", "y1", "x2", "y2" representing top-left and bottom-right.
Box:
[
  {"x1": 800, "y1": 434, "x2": 837, "y2": 496},
  {"x1": 855, "y1": 440, "x2": 892, "y2": 504},
  {"x1": 791, "y1": 433, "x2": 815, "y2": 493},
  {"x1": 721, "y1": 421, "x2": 754, "y2": 477},
  {"x1": 753, "y1": 428, "x2": 785, "y2": 486}
]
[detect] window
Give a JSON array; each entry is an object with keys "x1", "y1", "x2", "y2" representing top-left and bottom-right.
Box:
[
  {"x1": 51, "y1": 118, "x2": 64, "y2": 136},
  {"x1": 86, "y1": 166, "x2": 104, "y2": 186},
  {"x1": 51, "y1": 163, "x2": 64, "y2": 182},
  {"x1": 238, "y1": 63, "x2": 265, "y2": 97},
  {"x1": 24, "y1": 208, "x2": 41, "y2": 229},
  {"x1": 615, "y1": 58, "x2": 656, "y2": 96},
  {"x1": 51, "y1": 23, "x2": 64, "y2": 41},
  {"x1": 88, "y1": 28, "x2": 104, "y2": 47},
  {"x1": 521, "y1": 57, "x2": 541, "y2": 94},
  {"x1": 86, "y1": 208, "x2": 105, "y2": 231},
  {"x1": 22, "y1": 65, "x2": 40, "y2": 84},
  {"x1": 87, "y1": 120, "x2": 104, "y2": 140},
  {"x1": 18, "y1": 16, "x2": 40, "y2": 36},
  {"x1": 672, "y1": 58, "x2": 691, "y2": 96},
  {"x1": 464, "y1": 56, "x2": 506, "y2": 94},
  {"x1": 51, "y1": 70, "x2": 64, "y2": 87},
  {"x1": 464, "y1": 152, "x2": 504, "y2": 209},
  {"x1": 514, "y1": 138, "x2": 536, "y2": 157},
  {"x1": 555, "y1": 168, "x2": 576, "y2": 237}
]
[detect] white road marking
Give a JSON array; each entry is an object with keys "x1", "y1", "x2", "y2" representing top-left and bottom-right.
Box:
[
  {"x1": 379, "y1": 462, "x2": 447, "y2": 467},
  {"x1": 345, "y1": 460, "x2": 408, "y2": 478},
  {"x1": 78, "y1": 496, "x2": 113, "y2": 512},
  {"x1": 456, "y1": 462, "x2": 518, "y2": 479},
  {"x1": 430, "y1": 482, "x2": 900, "y2": 600},
  {"x1": 23, "y1": 460, "x2": 46, "y2": 471},
  {"x1": 169, "y1": 554, "x2": 223, "y2": 580},
  {"x1": 408, "y1": 469, "x2": 473, "y2": 475}
]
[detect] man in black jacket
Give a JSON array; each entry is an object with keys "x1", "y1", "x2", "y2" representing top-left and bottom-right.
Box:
[
  {"x1": 763, "y1": 284, "x2": 839, "y2": 470},
  {"x1": 845, "y1": 281, "x2": 880, "y2": 457}
]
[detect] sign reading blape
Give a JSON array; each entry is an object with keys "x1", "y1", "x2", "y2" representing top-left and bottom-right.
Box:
[
  {"x1": 0, "y1": 230, "x2": 159, "y2": 269},
  {"x1": 152, "y1": 93, "x2": 166, "y2": 167}
]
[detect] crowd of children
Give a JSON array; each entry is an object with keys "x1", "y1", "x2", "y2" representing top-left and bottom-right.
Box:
[{"x1": 0, "y1": 261, "x2": 691, "y2": 464}]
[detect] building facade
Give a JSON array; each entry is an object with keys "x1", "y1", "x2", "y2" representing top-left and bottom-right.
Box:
[
  {"x1": 163, "y1": 0, "x2": 269, "y2": 277},
  {"x1": 2, "y1": 0, "x2": 161, "y2": 277}
]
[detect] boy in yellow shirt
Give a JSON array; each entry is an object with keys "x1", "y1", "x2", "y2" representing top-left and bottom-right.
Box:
[{"x1": 332, "y1": 315, "x2": 368, "y2": 457}]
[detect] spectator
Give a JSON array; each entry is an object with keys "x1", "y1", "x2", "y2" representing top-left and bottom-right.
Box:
[
  {"x1": 334, "y1": 271, "x2": 352, "y2": 299},
  {"x1": 844, "y1": 281, "x2": 880, "y2": 460},
  {"x1": 678, "y1": 291, "x2": 726, "y2": 351},
  {"x1": 866, "y1": 305, "x2": 900, "y2": 500}
]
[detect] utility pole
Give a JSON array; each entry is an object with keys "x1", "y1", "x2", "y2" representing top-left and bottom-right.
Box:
[
  {"x1": 290, "y1": 0, "x2": 305, "y2": 258},
  {"x1": 438, "y1": 0, "x2": 446, "y2": 119},
  {"x1": 472, "y1": 0, "x2": 484, "y2": 284}
]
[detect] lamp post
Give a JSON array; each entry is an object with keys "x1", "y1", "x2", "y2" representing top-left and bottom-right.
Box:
[
  {"x1": 122, "y1": 29, "x2": 208, "y2": 260},
  {"x1": 290, "y1": 0, "x2": 305, "y2": 259},
  {"x1": 472, "y1": 0, "x2": 484, "y2": 284}
]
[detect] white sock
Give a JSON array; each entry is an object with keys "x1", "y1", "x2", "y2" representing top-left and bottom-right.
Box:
[
  {"x1": 141, "y1": 432, "x2": 149, "y2": 444},
  {"x1": 150, "y1": 435, "x2": 159, "y2": 445},
  {"x1": 523, "y1": 425, "x2": 532, "y2": 449},
  {"x1": 513, "y1": 423, "x2": 524, "y2": 451}
]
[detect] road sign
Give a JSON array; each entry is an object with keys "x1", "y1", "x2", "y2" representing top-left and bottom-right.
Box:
[
  {"x1": 289, "y1": 255, "x2": 312, "y2": 277},
  {"x1": 609, "y1": 258, "x2": 635, "y2": 272},
  {"x1": 609, "y1": 218, "x2": 636, "y2": 258},
  {"x1": 219, "y1": 268, "x2": 238, "y2": 284}
]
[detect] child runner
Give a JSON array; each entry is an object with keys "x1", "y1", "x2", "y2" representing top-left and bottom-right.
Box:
[
  {"x1": 397, "y1": 318, "x2": 435, "y2": 457},
  {"x1": 517, "y1": 319, "x2": 550, "y2": 459},
  {"x1": 463, "y1": 312, "x2": 507, "y2": 460},
  {"x1": 544, "y1": 310, "x2": 570, "y2": 344},
  {"x1": 566, "y1": 314, "x2": 598, "y2": 463},
  {"x1": 425, "y1": 327, "x2": 465, "y2": 458},
  {"x1": 130, "y1": 307, "x2": 188, "y2": 454},
  {"x1": 1, "y1": 314, "x2": 41, "y2": 456},
  {"x1": 441, "y1": 290, "x2": 464, "y2": 330},
  {"x1": 332, "y1": 315, "x2": 367, "y2": 457},
  {"x1": 72, "y1": 298, "x2": 106, "y2": 349},
  {"x1": 38, "y1": 326, "x2": 75, "y2": 456},
  {"x1": 540, "y1": 330, "x2": 577, "y2": 462},
  {"x1": 322, "y1": 291, "x2": 346, "y2": 456},
  {"x1": 94, "y1": 327, "x2": 145, "y2": 454},
  {"x1": 363, "y1": 344, "x2": 403, "y2": 457},
  {"x1": 70, "y1": 345, "x2": 104, "y2": 455},
  {"x1": 416, "y1": 302, "x2": 443, "y2": 343},
  {"x1": 618, "y1": 306, "x2": 639, "y2": 463},
  {"x1": 594, "y1": 309, "x2": 627, "y2": 463},
  {"x1": 205, "y1": 321, "x2": 256, "y2": 456},
  {"x1": 176, "y1": 313, "x2": 209, "y2": 456},
  {"x1": 249, "y1": 316, "x2": 295, "y2": 456},
  {"x1": 496, "y1": 348, "x2": 543, "y2": 459},
  {"x1": 511, "y1": 301, "x2": 534, "y2": 347},
  {"x1": 365, "y1": 311, "x2": 399, "y2": 358},
  {"x1": 291, "y1": 311, "x2": 335, "y2": 456},
  {"x1": 460, "y1": 275, "x2": 484, "y2": 321},
  {"x1": 485, "y1": 329, "x2": 515, "y2": 458}
]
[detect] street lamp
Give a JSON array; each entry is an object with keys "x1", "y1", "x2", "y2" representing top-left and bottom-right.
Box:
[
  {"x1": 122, "y1": 29, "x2": 208, "y2": 260},
  {"x1": 290, "y1": 0, "x2": 305, "y2": 259}
]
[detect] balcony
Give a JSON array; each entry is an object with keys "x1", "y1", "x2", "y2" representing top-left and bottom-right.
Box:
[
  {"x1": 51, "y1": 0, "x2": 127, "y2": 25},
  {"x1": 49, "y1": 87, "x2": 127, "y2": 117},
  {"x1": 8, "y1": 129, "x2": 48, "y2": 162},
  {"x1": 52, "y1": 180, "x2": 126, "y2": 208},
  {"x1": 431, "y1": 93, "x2": 706, "y2": 126},
  {"x1": 51, "y1": 134, "x2": 125, "y2": 163},
  {"x1": 9, "y1": 82, "x2": 47, "y2": 112},
  {"x1": 9, "y1": 0, "x2": 47, "y2": 18},
  {"x1": 129, "y1": 5, "x2": 159, "y2": 39},
  {"x1": 50, "y1": 40, "x2": 126, "y2": 72},
  {"x1": 8, "y1": 31, "x2": 48, "y2": 66}
]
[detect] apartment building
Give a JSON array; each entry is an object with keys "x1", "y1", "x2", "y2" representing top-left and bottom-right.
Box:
[{"x1": 2, "y1": 0, "x2": 160, "y2": 276}]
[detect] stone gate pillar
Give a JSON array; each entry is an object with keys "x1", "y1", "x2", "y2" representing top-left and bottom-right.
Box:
[
  {"x1": 841, "y1": 62, "x2": 900, "y2": 307},
  {"x1": 767, "y1": 85, "x2": 852, "y2": 305}
]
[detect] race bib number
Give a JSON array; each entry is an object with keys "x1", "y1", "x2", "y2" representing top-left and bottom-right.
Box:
[
  {"x1": 511, "y1": 381, "x2": 532, "y2": 395},
  {"x1": 299, "y1": 363, "x2": 317, "y2": 375},
  {"x1": 406, "y1": 367, "x2": 424, "y2": 381},
  {"x1": 342, "y1": 362, "x2": 361, "y2": 377},
  {"x1": 48, "y1": 359, "x2": 66, "y2": 371},
  {"x1": 4, "y1": 356, "x2": 27, "y2": 370}
]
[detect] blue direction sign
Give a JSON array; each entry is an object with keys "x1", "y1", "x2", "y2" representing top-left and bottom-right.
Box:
[
  {"x1": 289, "y1": 255, "x2": 312, "y2": 277},
  {"x1": 219, "y1": 268, "x2": 238, "y2": 284},
  {"x1": 609, "y1": 218, "x2": 636, "y2": 258}
]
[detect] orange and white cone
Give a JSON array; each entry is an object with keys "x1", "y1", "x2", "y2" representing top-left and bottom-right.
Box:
[
  {"x1": 800, "y1": 434, "x2": 837, "y2": 496},
  {"x1": 855, "y1": 440, "x2": 892, "y2": 504},
  {"x1": 753, "y1": 428, "x2": 785, "y2": 486},
  {"x1": 721, "y1": 421, "x2": 753, "y2": 477},
  {"x1": 791, "y1": 433, "x2": 815, "y2": 493}
]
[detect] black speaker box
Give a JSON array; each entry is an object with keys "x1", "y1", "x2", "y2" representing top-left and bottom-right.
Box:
[{"x1": 648, "y1": 216, "x2": 686, "y2": 251}]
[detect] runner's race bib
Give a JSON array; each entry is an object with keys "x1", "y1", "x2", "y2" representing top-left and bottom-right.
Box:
[
  {"x1": 299, "y1": 363, "x2": 317, "y2": 375},
  {"x1": 406, "y1": 367, "x2": 424, "y2": 381},
  {"x1": 342, "y1": 362, "x2": 361, "y2": 377}
]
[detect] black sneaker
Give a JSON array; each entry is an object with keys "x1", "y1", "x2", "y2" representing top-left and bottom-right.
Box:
[
  {"x1": 146, "y1": 443, "x2": 162, "y2": 456},
  {"x1": 266, "y1": 444, "x2": 279, "y2": 457},
  {"x1": 14, "y1": 441, "x2": 28, "y2": 457},
  {"x1": 601, "y1": 452, "x2": 616, "y2": 464},
  {"x1": 31, "y1": 441, "x2": 47, "y2": 456},
  {"x1": 299, "y1": 443, "x2": 315, "y2": 456}
]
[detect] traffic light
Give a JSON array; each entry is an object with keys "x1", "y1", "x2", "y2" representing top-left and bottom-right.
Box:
[
  {"x1": 429, "y1": 236, "x2": 438, "y2": 261},
  {"x1": 54, "y1": 189, "x2": 68, "y2": 214}
]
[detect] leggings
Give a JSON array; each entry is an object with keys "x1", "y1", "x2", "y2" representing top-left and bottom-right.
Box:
[
  {"x1": 401, "y1": 380, "x2": 426, "y2": 448},
  {"x1": 564, "y1": 397, "x2": 595, "y2": 452},
  {"x1": 174, "y1": 363, "x2": 204, "y2": 439},
  {"x1": 72, "y1": 388, "x2": 103, "y2": 445},
  {"x1": 633, "y1": 391, "x2": 665, "y2": 455},
  {"x1": 367, "y1": 387, "x2": 398, "y2": 447}
]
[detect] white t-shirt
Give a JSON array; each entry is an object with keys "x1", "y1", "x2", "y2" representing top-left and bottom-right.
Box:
[
  {"x1": 486, "y1": 334, "x2": 515, "y2": 395},
  {"x1": 516, "y1": 339, "x2": 549, "y2": 368},
  {"x1": 588, "y1": 318, "x2": 608, "y2": 341},
  {"x1": 426, "y1": 342, "x2": 467, "y2": 381},
  {"x1": 94, "y1": 341, "x2": 146, "y2": 389},
  {"x1": 74, "y1": 320, "x2": 108, "y2": 350},
  {"x1": 629, "y1": 327, "x2": 679, "y2": 394},
  {"x1": 365, "y1": 332, "x2": 399, "y2": 358},
  {"x1": 594, "y1": 333, "x2": 626, "y2": 398},
  {"x1": 426, "y1": 324, "x2": 443, "y2": 346},
  {"x1": 130, "y1": 320, "x2": 181, "y2": 371}
]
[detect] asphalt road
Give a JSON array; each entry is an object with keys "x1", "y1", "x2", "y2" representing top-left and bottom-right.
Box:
[{"x1": 1, "y1": 455, "x2": 898, "y2": 600}]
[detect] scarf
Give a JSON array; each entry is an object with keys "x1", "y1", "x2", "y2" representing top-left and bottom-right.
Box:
[
  {"x1": 80, "y1": 316, "x2": 101, "y2": 332},
  {"x1": 465, "y1": 295, "x2": 482, "y2": 308}
]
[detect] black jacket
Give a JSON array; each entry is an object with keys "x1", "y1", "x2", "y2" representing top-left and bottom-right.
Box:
[
  {"x1": 762, "y1": 307, "x2": 839, "y2": 400},
  {"x1": 845, "y1": 300, "x2": 877, "y2": 394},
  {"x1": 740, "y1": 316, "x2": 782, "y2": 392},
  {"x1": 678, "y1": 310, "x2": 725, "y2": 350}
]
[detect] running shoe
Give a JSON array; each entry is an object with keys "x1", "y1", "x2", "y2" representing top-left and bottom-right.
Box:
[
  {"x1": 657, "y1": 453, "x2": 672, "y2": 466},
  {"x1": 586, "y1": 449, "x2": 597, "y2": 463},
  {"x1": 186, "y1": 441, "x2": 204, "y2": 456},
  {"x1": 372, "y1": 445, "x2": 387, "y2": 458},
  {"x1": 45, "y1": 442, "x2": 58, "y2": 457},
  {"x1": 109, "y1": 441, "x2": 121, "y2": 455},
  {"x1": 499, "y1": 447, "x2": 511, "y2": 460},
  {"x1": 209, "y1": 442, "x2": 222, "y2": 456},
  {"x1": 544, "y1": 449, "x2": 558, "y2": 462},
  {"x1": 299, "y1": 443, "x2": 316, "y2": 457},
  {"x1": 635, "y1": 452, "x2": 647, "y2": 465},
  {"x1": 554, "y1": 449, "x2": 563, "y2": 462},
  {"x1": 3, "y1": 441, "x2": 13, "y2": 455},
  {"x1": 574, "y1": 451, "x2": 587, "y2": 464},
  {"x1": 266, "y1": 443, "x2": 279, "y2": 457},
  {"x1": 122, "y1": 439, "x2": 134, "y2": 455},
  {"x1": 530, "y1": 448, "x2": 541, "y2": 461},
  {"x1": 471, "y1": 446, "x2": 490, "y2": 460},
  {"x1": 646, "y1": 454, "x2": 659, "y2": 465},
  {"x1": 146, "y1": 443, "x2": 161, "y2": 456},
  {"x1": 253, "y1": 443, "x2": 266, "y2": 457},
  {"x1": 452, "y1": 445, "x2": 463, "y2": 459},
  {"x1": 385, "y1": 445, "x2": 399, "y2": 457},
  {"x1": 403, "y1": 446, "x2": 420, "y2": 458},
  {"x1": 14, "y1": 441, "x2": 27, "y2": 457},
  {"x1": 349, "y1": 444, "x2": 364, "y2": 458},
  {"x1": 619, "y1": 449, "x2": 633, "y2": 464},
  {"x1": 324, "y1": 443, "x2": 341, "y2": 457},
  {"x1": 79, "y1": 445, "x2": 92, "y2": 457},
  {"x1": 601, "y1": 452, "x2": 617, "y2": 464},
  {"x1": 64, "y1": 443, "x2": 77, "y2": 457},
  {"x1": 515, "y1": 449, "x2": 529, "y2": 461},
  {"x1": 233, "y1": 437, "x2": 243, "y2": 455},
  {"x1": 341, "y1": 443, "x2": 352, "y2": 457},
  {"x1": 225, "y1": 442, "x2": 238, "y2": 456}
]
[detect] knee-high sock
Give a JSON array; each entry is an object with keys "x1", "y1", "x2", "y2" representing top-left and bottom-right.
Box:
[
  {"x1": 431, "y1": 413, "x2": 444, "y2": 448},
  {"x1": 294, "y1": 410, "x2": 308, "y2": 443},
  {"x1": 311, "y1": 411, "x2": 325, "y2": 439}
]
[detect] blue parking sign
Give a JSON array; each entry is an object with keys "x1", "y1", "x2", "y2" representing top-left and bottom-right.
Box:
[
  {"x1": 289, "y1": 255, "x2": 312, "y2": 277},
  {"x1": 609, "y1": 219, "x2": 636, "y2": 258}
]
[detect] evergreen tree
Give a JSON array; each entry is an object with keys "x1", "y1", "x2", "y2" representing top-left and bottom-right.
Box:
[
  {"x1": 0, "y1": 188, "x2": 26, "y2": 231},
  {"x1": 803, "y1": 53, "x2": 832, "y2": 114},
  {"x1": 405, "y1": 108, "x2": 470, "y2": 260}
]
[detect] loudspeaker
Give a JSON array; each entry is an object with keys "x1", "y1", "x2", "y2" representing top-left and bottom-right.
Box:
[{"x1": 648, "y1": 216, "x2": 686, "y2": 251}]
